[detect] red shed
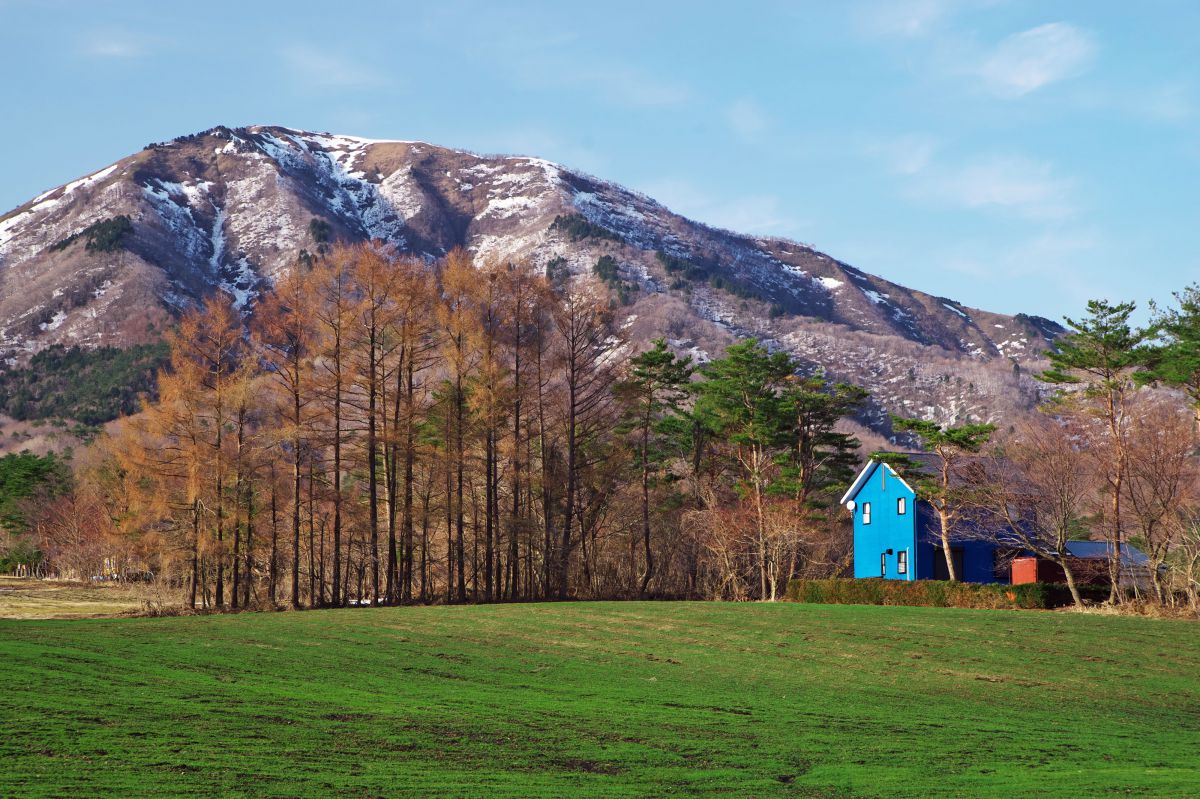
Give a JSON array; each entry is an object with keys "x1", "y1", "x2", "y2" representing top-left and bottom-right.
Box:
[
  {"x1": 1010, "y1": 541, "x2": 1155, "y2": 588},
  {"x1": 1010, "y1": 557, "x2": 1065, "y2": 584}
]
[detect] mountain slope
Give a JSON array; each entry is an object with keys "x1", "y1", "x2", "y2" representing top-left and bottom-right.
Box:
[{"x1": 0, "y1": 125, "x2": 1062, "y2": 433}]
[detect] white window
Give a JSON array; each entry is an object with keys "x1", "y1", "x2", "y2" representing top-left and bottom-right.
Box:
[
  {"x1": 898, "y1": 550, "x2": 908, "y2": 575},
  {"x1": 862, "y1": 502, "x2": 871, "y2": 525},
  {"x1": 897, "y1": 497, "x2": 906, "y2": 515},
  {"x1": 880, "y1": 553, "x2": 887, "y2": 577}
]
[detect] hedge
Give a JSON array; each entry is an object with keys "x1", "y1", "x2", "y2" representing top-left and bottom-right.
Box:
[{"x1": 785, "y1": 578, "x2": 1108, "y2": 610}]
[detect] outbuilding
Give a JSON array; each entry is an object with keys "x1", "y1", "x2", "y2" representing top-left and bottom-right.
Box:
[
  {"x1": 841, "y1": 458, "x2": 1006, "y2": 584},
  {"x1": 1010, "y1": 541, "x2": 1156, "y2": 588}
]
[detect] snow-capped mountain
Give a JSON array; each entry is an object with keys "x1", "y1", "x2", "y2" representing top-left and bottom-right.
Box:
[{"x1": 0, "y1": 125, "x2": 1063, "y2": 434}]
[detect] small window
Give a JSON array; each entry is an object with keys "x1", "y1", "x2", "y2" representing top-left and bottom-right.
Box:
[
  {"x1": 897, "y1": 550, "x2": 908, "y2": 575},
  {"x1": 862, "y1": 502, "x2": 871, "y2": 525},
  {"x1": 880, "y1": 553, "x2": 887, "y2": 577},
  {"x1": 897, "y1": 497, "x2": 906, "y2": 515}
]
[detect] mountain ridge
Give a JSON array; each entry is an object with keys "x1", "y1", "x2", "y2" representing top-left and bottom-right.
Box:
[{"x1": 0, "y1": 124, "x2": 1063, "y2": 435}]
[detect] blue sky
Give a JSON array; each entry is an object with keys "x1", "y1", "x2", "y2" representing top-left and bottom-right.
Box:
[{"x1": 1, "y1": 1, "x2": 1196, "y2": 321}]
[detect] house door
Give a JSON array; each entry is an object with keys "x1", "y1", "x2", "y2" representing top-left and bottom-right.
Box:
[{"x1": 932, "y1": 546, "x2": 964, "y2": 581}]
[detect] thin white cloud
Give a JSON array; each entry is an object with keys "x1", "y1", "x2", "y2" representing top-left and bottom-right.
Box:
[
  {"x1": 507, "y1": 62, "x2": 689, "y2": 109},
  {"x1": 725, "y1": 98, "x2": 769, "y2": 139},
  {"x1": 854, "y1": 0, "x2": 957, "y2": 38},
  {"x1": 638, "y1": 178, "x2": 803, "y2": 237},
  {"x1": 936, "y1": 227, "x2": 1105, "y2": 310},
  {"x1": 578, "y1": 66, "x2": 689, "y2": 108},
  {"x1": 419, "y1": 7, "x2": 688, "y2": 109},
  {"x1": 1135, "y1": 82, "x2": 1194, "y2": 122},
  {"x1": 912, "y1": 155, "x2": 1077, "y2": 221},
  {"x1": 978, "y1": 22, "x2": 1096, "y2": 97},
  {"x1": 482, "y1": 128, "x2": 608, "y2": 175},
  {"x1": 81, "y1": 29, "x2": 153, "y2": 59},
  {"x1": 867, "y1": 134, "x2": 938, "y2": 175},
  {"x1": 280, "y1": 44, "x2": 386, "y2": 90}
]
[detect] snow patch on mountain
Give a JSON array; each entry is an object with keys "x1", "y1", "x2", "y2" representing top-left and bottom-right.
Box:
[
  {"x1": 142, "y1": 181, "x2": 208, "y2": 260},
  {"x1": 38, "y1": 164, "x2": 120, "y2": 206},
  {"x1": 39, "y1": 310, "x2": 67, "y2": 332},
  {"x1": 942, "y1": 302, "x2": 969, "y2": 320},
  {"x1": 484, "y1": 195, "x2": 539, "y2": 220}
]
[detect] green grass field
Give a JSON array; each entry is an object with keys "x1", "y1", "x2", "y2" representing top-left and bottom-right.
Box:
[{"x1": 1, "y1": 602, "x2": 1197, "y2": 798}]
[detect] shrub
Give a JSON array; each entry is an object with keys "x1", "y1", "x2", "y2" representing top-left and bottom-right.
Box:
[
  {"x1": 656, "y1": 251, "x2": 710, "y2": 282},
  {"x1": 0, "y1": 342, "x2": 168, "y2": 424},
  {"x1": 49, "y1": 215, "x2": 133, "y2": 254},
  {"x1": 545, "y1": 256, "x2": 569, "y2": 284},
  {"x1": 592, "y1": 255, "x2": 620, "y2": 285},
  {"x1": 550, "y1": 214, "x2": 623, "y2": 244},
  {"x1": 656, "y1": 250, "x2": 776, "y2": 307},
  {"x1": 0, "y1": 451, "x2": 72, "y2": 539},
  {"x1": 785, "y1": 578, "x2": 1105, "y2": 610},
  {"x1": 308, "y1": 218, "x2": 332, "y2": 244}
]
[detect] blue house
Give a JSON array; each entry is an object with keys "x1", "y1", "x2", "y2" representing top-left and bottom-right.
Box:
[{"x1": 840, "y1": 458, "x2": 1006, "y2": 584}]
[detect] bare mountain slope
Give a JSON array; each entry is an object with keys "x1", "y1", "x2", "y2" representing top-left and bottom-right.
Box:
[{"x1": 0, "y1": 125, "x2": 1062, "y2": 433}]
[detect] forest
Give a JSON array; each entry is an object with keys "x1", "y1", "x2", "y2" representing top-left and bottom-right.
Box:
[
  {"x1": 4, "y1": 243, "x2": 867, "y2": 607},
  {"x1": 5, "y1": 242, "x2": 1200, "y2": 612}
]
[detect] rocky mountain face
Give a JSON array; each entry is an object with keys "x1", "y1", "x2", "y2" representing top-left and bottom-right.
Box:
[{"x1": 0, "y1": 125, "x2": 1062, "y2": 438}]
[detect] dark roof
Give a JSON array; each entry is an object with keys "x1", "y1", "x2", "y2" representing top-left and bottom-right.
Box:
[
  {"x1": 1063, "y1": 540, "x2": 1151, "y2": 567},
  {"x1": 866, "y1": 451, "x2": 993, "y2": 491}
]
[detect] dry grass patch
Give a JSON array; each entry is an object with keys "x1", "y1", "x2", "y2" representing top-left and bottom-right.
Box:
[{"x1": 0, "y1": 577, "x2": 172, "y2": 619}]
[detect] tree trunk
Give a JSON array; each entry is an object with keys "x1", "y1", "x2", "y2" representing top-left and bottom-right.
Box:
[
  {"x1": 510, "y1": 320, "x2": 522, "y2": 601},
  {"x1": 938, "y1": 506, "x2": 959, "y2": 582},
  {"x1": 332, "y1": 342, "x2": 343, "y2": 608},
  {"x1": 189, "y1": 497, "x2": 200, "y2": 609},
  {"x1": 445, "y1": 412, "x2": 454, "y2": 603},
  {"x1": 560, "y1": 363, "x2": 577, "y2": 599},
  {"x1": 368, "y1": 328, "x2": 380, "y2": 607},
  {"x1": 1108, "y1": 390, "x2": 1126, "y2": 605},
  {"x1": 752, "y1": 448, "x2": 769, "y2": 600},
  {"x1": 1109, "y1": 473, "x2": 1123, "y2": 604},
  {"x1": 243, "y1": 478, "x2": 255, "y2": 608},
  {"x1": 215, "y1": 418, "x2": 225, "y2": 609},
  {"x1": 385, "y1": 346, "x2": 402, "y2": 606},
  {"x1": 231, "y1": 408, "x2": 245, "y2": 609},
  {"x1": 230, "y1": 491, "x2": 241, "y2": 610},
  {"x1": 1060, "y1": 558, "x2": 1084, "y2": 610},
  {"x1": 639, "y1": 413, "x2": 654, "y2": 596},
  {"x1": 484, "y1": 428, "x2": 494, "y2": 602},
  {"x1": 402, "y1": 360, "x2": 415, "y2": 602},
  {"x1": 308, "y1": 460, "x2": 316, "y2": 605},
  {"x1": 269, "y1": 472, "x2": 278, "y2": 606},
  {"x1": 291, "y1": 354, "x2": 303, "y2": 609},
  {"x1": 291, "y1": 447, "x2": 301, "y2": 609},
  {"x1": 455, "y1": 370, "x2": 466, "y2": 603},
  {"x1": 421, "y1": 485, "x2": 431, "y2": 603}
]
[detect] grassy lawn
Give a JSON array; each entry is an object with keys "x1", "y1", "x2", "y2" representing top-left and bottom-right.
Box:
[{"x1": 1, "y1": 602, "x2": 1197, "y2": 798}]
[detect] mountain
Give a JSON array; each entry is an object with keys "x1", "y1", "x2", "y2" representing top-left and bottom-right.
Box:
[{"x1": 0, "y1": 125, "x2": 1063, "y2": 438}]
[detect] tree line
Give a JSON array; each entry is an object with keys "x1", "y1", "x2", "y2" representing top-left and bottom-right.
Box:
[
  {"x1": 8, "y1": 242, "x2": 1200, "y2": 613},
  {"x1": 881, "y1": 296, "x2": 1200, "y2": 610},
  {"x1": 16, "y1": 243, "x2": 866, "y2": 607}
]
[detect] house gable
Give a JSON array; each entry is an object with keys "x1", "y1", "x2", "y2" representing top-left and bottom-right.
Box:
[
  {"x1": 845, "y1": 461, "x2": 918, "y2": 580},
  {"x1": 844, "y1": 458, "x2": 1007, "y2": 584}
]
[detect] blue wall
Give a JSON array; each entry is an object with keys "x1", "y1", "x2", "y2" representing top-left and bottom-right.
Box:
[
  {"x1": 849, "y1": 461, "x2": 1008, "y2": 584},
  {"x1": 851, "y1": 463, "x2": 917, "y2": 580},
  {"x1": 913, "y1": 502, "x2": 1005, "y2": 583}
]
